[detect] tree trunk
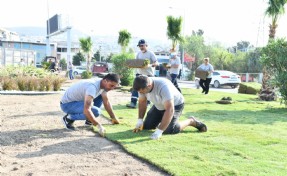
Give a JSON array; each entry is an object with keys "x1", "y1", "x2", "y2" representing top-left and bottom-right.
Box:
[
  {"x1": 259, "y1": 66, "x2": 277, "y2": 101},
  {"x1": 268, "y1": 24, "x2": 277, "y2": 40},
  {"x1": 86, "y1": 53, "x2": 91, "y2": 72}
]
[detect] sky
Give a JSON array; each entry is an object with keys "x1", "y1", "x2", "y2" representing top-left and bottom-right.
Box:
[{"x1": 1, "y1": 0, "x2": 287, "y2": 47}]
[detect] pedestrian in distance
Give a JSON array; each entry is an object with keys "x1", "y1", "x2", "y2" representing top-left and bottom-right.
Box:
[
  {"x1": 60, "y1": 73, "x2": 121, "y2": 137},
  {"x1": 167, "y1": 52, "x2": 181, "y2": 93},
  {"x1": 132, "y1": 75, "x2": 207, "y2": 140},
  {"x1": 197, "y1": 57, "x2": 214, "y2": 95},
  {"x1": 68, "y1": 61, "x2": 74, "y2": 80},
  {"x1": 126, "y1": 39, "x2": 159, "y2": 109}
]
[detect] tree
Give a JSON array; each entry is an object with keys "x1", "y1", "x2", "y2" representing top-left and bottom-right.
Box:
[
  {"x1": 265, "y1": 0, "x2": 287, "y2": 40},
  {"x1": 105, "y1": 53, "x2": 114, "y2": 63},
  {"x1": 260, "y1": 0, "x2": 287, "y2": 100},
  {"x1": 79, "y1": 36, "x2": 93, "y2": 71},
  {"x1": 60, "y1": 58, "x2": 67, "y2": 71},
  {"x1": 260, "y1": 38, "x2": 287, "y2": 103},
  {"x1": 236, "y1": 41, "x2": 250, "y2": 52},
  {"x1": 118, "y1": 29, "x2": 131, "y2": 52},
  {"x1": 92, "y1": 50, "x2": 101, "y2": 62},
  {"x1": 166, "y1": 16, "x2": 184, "y2": 52},
  {"x1": 183, "y1": 34, "x2": 205, "y2": 79},
  {"x1": 72, "y1": 52, "x2": 85, "y2": 66}
]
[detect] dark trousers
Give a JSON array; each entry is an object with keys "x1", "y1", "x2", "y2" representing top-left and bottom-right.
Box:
[
  {"x1": 143, "y1": 104, "x2": 184, "y2": 134},
  {"x1": 199, "y1": 78, "x2": 212, "y2": 94},
  {"x1": 170, "y1": 73, "x2": 181, "y2": 93}
]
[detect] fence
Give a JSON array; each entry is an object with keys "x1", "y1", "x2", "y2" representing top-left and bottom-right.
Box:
[{"x1": 237, "y1": 73, "x2": 263, "y2": 83}]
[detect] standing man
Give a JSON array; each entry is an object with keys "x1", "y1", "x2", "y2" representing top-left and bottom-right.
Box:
[
  {"x1": 68, "y1": 61, "x2": 74, "y2": 80},
  {"x1": 197, "y1": 57, "x2": 214, "y2": 95},
  {"x1": 60, "y1": 73, "x2": 121, "y2": 136},
  {"x1": 132, "y1": 75, "x2": 207, "y2": 140},
  {"x1": 167, "y1": 52, "x2": 181, "y2": 93},
  {"x1": 19, "y1": 58, "x2": 26, "y2": 67},
  {"x1": 126, "y1": 39, "x2": 159, "y2": 108}
]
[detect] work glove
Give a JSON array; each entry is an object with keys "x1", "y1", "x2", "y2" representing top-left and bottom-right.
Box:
[
  {"x1": 150, "y1": 129, "x2": 163, "y2": 140},
  {"x1": 133, "y1": 119, "x2": 144, "y2": 133},
  {"x1": 93, "y1": 124, "x2": 106, "y2": 137}
]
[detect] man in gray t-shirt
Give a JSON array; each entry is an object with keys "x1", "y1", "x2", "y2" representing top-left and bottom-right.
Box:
[
  {"x1": 132, "y1": 75, "x2": 207, "y2": 140},
  {"x1": 60, "y1": 73, "x2": 120, "y2": 136},
  {"x1": 126, "y1": 39, "x2": 158, "y2": 108}
]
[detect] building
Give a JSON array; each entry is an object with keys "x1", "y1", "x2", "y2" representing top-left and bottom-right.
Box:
[{"x1": 0, "y1": 28, "x2": 82, "y2": 67}]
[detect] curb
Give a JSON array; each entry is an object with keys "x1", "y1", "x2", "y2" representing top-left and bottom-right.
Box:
[{"x1": 0, "y1": 90, "x2": 65, "y2": 95}]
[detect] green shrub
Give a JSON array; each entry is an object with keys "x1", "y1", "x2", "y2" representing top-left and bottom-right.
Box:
[
  {"x1": 27, "y1": 77, "x2": 38, "y2": 91},
  {"x1": 111, "y1": 53, "x2": 135, "y2": 86},
  {"x1": 81, "y1": 71, "x2": 93, "y2": 79},
  {"x1": 52, "y1": 76, "x2": 66, "y2": 91},
  {"x1": 44, "y1": 77, "x2": 53, "y2": 91},
  {"x1": 16, "y1": 76, "x2": 27, "y2": 91},
  {"x1": 238, "y1": 82, "x2": 261, "y2": 95},
  {"x1": 2, "y1": 78, "x2": 16, "y2": 90},
  {"x1": 38, "y1": 78, "x2": 46, "y2": 91}
]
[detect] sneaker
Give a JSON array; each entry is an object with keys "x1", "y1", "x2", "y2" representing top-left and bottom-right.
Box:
[
  {"x1": 62, "y1": 114, "x2": 76, "y2": 130},
  {"x1": 196, "y1": 121, "x2": 207, "y2": 132},
  {"x1": 126, "y1": 102, "x2": 136, "y2": 108},
  {"x1": 190, "y1": 116, "x2": 207, "y2": 132},
  {"x1": 85, "y1": 120, "x2": 92, "y2": 126}
]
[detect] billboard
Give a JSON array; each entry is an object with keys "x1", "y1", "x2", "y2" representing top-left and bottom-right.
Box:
[{"x1": 46, "y1": 14, "x2": 61, "y2": 35}]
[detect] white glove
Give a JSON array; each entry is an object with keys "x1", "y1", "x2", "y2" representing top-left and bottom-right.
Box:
[
  {"x1": 135, "y1": 119, "x2": 143, "y2": 129},
  {"x1": 150, "y1": 129, "x2": 163, "y2": 140},
  {"x1": 97, "y1": 124, "x2": 106, "y2": 137},
  {"x1": 133, "y1": 119, "x2": 144, "y2": 133}
]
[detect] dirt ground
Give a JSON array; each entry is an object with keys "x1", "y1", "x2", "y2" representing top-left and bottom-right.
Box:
[{"x1": 0, "y1": 79, "x2": 169, "y2": 176}]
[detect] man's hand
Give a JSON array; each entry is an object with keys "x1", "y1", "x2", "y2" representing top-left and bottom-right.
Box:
[
  {"x1": 133, "y1": 119, "x2": 143, "y2": 133},
  {"x1": 93, "y1": 124, "x2": 106, "y2": 137},
  {"x1": 111, "y1": 117, "x2": 120, "y2": 124},
  {"x1": 150, "y1": 129, "x2": 163, "y2": 140}
]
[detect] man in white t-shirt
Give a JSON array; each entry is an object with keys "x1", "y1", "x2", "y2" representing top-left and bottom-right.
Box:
[
  {"x1": 132, "y1": 75, "x2": 207, "y2": 140},
  {"x1": 60, "y1": 73, "x2": 121, "y2": 136},
  {"x1": 167, "y1": 52, "x2": 181, "y2": 93},
  {"x1": 126, "y1": 39, "x2": 158, "y2": 108}
]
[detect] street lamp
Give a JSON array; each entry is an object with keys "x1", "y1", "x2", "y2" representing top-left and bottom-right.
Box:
[{"x1": 169, "y1": 6, "x2": 186, "y2": 80}]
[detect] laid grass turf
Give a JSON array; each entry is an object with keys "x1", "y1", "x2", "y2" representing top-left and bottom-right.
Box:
[{"x1": 102, "y1": 88, "x2": 287, "y2": 176}]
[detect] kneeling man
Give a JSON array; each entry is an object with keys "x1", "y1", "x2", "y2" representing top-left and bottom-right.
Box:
[
  {"x1": 60, "y1": 73, "x2": 120, "y2": 136},
  {"x1": 132, "y1": 75, "x2": 207, "y2": 140}
]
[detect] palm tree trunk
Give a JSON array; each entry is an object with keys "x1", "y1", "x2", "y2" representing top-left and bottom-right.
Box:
[
  {"x1": 86, "y1": 52, "x2": 90, "y2": 72},
  {"x1": 268, "y1": 24, "x2": 277, "y2": 40}
]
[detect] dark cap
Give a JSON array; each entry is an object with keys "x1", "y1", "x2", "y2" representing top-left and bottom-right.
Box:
[{"x1": 137, "y1": 39, "x2": 147, "y2": 46}]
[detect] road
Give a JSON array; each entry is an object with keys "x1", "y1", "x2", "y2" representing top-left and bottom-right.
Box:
[{"x1": 178, "y1": 80, "x2": 239, "y2": 94}]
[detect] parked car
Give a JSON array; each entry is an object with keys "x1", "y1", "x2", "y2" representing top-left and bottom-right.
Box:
[
  {"x1": 195, "y1": 70, "x2": 241, "y2": 88},
  {"x1": 73, "y1": 66, "x2": 87, "y2": 75},
  {"x1": 92, "y1": 62, "x2": 109, "y2": 76}
]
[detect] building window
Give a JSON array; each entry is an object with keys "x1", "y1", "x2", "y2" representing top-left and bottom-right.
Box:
[
  {"x1": 57, "y1": 48, "x2": 61, "y2": 52},
  {"x1": 62, "y1": 48, "x2": 67, "y2": 52}
]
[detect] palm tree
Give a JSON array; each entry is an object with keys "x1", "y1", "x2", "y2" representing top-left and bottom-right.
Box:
[
  {"x1": 166, "y1": 15, "x2": 184, "y2": 52},
  {"x1": 265, "y1": 0, "x2": 286, "y2": 40},
  {"x1": 118, "y1": 29, "x2": 131, "y2": 53},
  {"x1": 260, "y1": 0, "x2": 287, "y2": 100},
  {"x1": 79, "y1": 37, "x2": 93, "y2": 71}
]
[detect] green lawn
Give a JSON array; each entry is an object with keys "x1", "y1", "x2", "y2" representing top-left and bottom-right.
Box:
[{"x1": 103, "y1": 89, "x2": 287, "y2": 176}]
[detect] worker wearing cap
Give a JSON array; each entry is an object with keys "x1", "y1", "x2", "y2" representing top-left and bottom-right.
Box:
[{"x1": 126, "y1": 39, "x2": 159, "y2": 108}]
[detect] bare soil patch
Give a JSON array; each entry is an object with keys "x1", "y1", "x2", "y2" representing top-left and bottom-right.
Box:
[{"x1": 0, "y1": 79, "x2": 169, "y2": 176}]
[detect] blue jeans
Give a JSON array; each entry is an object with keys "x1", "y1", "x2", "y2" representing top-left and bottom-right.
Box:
[
  {"x1": 60, "y1": 95, "x2": 103, "y2": 121},
  {"x1": 69, "y1": 70, "x2": 74, "y2": 80}
]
